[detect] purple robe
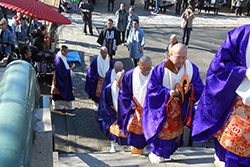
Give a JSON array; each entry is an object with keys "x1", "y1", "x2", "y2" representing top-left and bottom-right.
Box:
[
  {"x1": 142, "y1": 60, "x2": 204, "y2": 158},
  {"x1": 192, "y1": 25, "x2": 250, "y2": 142},
  {"x1": 117, "y1": 68, "x2": 147, "y2": 149},
  {"x1": 192, "y1": 25, "x2": 250, "y2": 166},
  {"x1": 52, "y1": 54, "x2": 75, "y2": 101},
  {"x1": 85, "y1": 57, "x2": 114, "y2": 102},
  {"x1": 97, "y1": 82, "x2": 127, "y2": 146},
  {"x1": 101, "y1": 69, "x2": 112, "y2": 94}
]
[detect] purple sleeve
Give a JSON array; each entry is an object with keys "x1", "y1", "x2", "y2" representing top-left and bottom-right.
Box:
[
  {"x1": 117, "y1": 69, "x2": 136, "y2": 136},
  {"x1": 142, "y1": 62, "x2": 171, "y2": 144}
]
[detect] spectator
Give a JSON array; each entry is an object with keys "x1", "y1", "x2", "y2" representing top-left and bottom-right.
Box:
[
  {"x1": 31, "y1": 25, "x2": 46, "y2": 51},
  {"x1": 0, "y1": 18, "x2": 14, "y2": 55},
  {"x1": 181, "y1": 6, "x2": 194, "y2": 47},
  {"x1": 197, "y1": 0, "x2": 204, "y2": 14},
  {"x1": 127, "y1": 19, "x2": 145, "y2": 67},
  {"x1": 214, "y1": 0, "x2": 220, "y2": 15},
  {"x1": 247, "y1": 0, "x2": 250, "y2": 16},
  {"x1": 176, "y1": 0, "x2": 183, "y2": 14},
  {"x1": 31, "y1": 18, "x2": 43, "y2": 32},
  {"x1": 15, "y1": 17, "x2": 31, "y2": 51},
  {"x1": 154, "y1": 0, "x2": 160, "y2": 13},
  {"x1": 204, "y1": 0, "x2": 213, "y2": 14},
  {"x1": 130, "y1": 0, "x2": 135, "y2": 7},
  {"x1": 72, "y1": 0, "x2": 79, "y2": 11},
  {"x1": 108, "y1": 0, "x2": 115, "y2": 11},
  {"x1": 235, "y1": 0, "x2": 246, "y2": 16},
  {"x1": 144, "y1": 0, "x2": 150, "y2": 10},
  {"x1": 182, "y1": 0, "x2": 188, "y2": 11},
  {"x1": 126, "y1": 7, "x2": 139, "y2": 40},
  {"x1": 115, "y1": 3, "x2": 128, "y2": 44},
  {"x1": 20, "y1": 46, "x2": 33, "y2": 66},
  {"x1": 231, "y1": 0, "x2": 237, "y2": 12},
  {"x1": 79, "y1": 0, "x2": 94, "y2": 35},
  {"x1": 97, "y1": 19, "x2": 121, "y2": 59}
]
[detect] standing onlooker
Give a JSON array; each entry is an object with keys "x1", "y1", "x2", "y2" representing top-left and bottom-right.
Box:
[
  {"x1": 176, "y1": 0, "x2": 183, "y2": 14},
  {"x1": 127, "y1": 19, "x2": 145, "y2": 67},
  {"x1": 182, "y1": 0, "x2": 188, "y2": 11},
  {"x1": 108, "y1": 0, "x2": 115, "y2": 11},
  {"x1": 154, "y1": 0, "x2": 160, "y2": 13},
  {"x1": 235, "y1": 0, "x2": 246, "y2": 16},
  {"x1": 144, "y1": 0, "x2": 150, "y2": 10},
  {"x1": 181, "y1": 6, "x2": 194, "y2": 47},
  {"x1": 231, "y1": 0, "x2": 237, "y2": 12},
  {"x1": 31, "y1": 18, "x2": 43, "y2": 33},
  {"x1": 97, "y1": 19, "x2": 121, "y2": 59},
  {"x1": 197, "y1": 0, "x2": 204, "y2": 14},
  {"x1": 72, "y1": 0, "x2": 79, "y2": 12},
  {"x1": 0, "y1": 18, "x2": 15, "y2": 55},
  {"x1": 115, "y1": 3, "x2": 128, "y2": 44},
  {"x1": 126, "y1": 7, "x2": 139, "y2": 40},
  {"x1": 1, "y1": 7, "x2": 7, "y2": 20},
  {"x1": 247, "y1": 0, "x2": 250, "y2": 15},
  {"x1": 214, "y1": 0, "x2": 220, "y2": 15},
  {"x1": 51, "y1": 45, "x2": 75, "y2": 111},
  {"x1": 130, "y1": 0, "x2": 135, "y2": 7},
  {"x1": 204, "y1": 0, "x2": 213, "y2": 14},
  {"x1": 189, "y1": 0, "x2": 196, "y2": 11},
  {"x1": 15, "y1": 17, "x2": 31, "y2": 51},
  {"x1": 79, "y1": 0, "x2": 94, "y2": 35},
  {"x1": 31, "y1": 25, "x2": 46, "y2": 51}
]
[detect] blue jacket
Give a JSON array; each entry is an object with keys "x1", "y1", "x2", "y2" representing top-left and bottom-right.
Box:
[{"x1": 0, "y1": 29, "x2": 14, "y2": 53}]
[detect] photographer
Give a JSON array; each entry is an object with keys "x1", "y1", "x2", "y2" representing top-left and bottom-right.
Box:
[
  {"x1": 181, "y1": 6, "x2": 194, "y2": 47},
  {"x1": 31, "y1": 25, "x2": 46, "y2": 51}
]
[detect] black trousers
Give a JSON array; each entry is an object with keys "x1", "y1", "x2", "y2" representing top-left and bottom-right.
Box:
[
  {"x1": 108, "y1": 1, "x2": 114, "y2": 11},
  {"x1": 130, "y1": 0, "x2": 135, "y2": 6},
  {"x1": 236, "y1": 7, "x2": 243, "y2": 16},
  {"x1": 133, "y1": 58, "x2": 139, "y2": 67},
  {"x1": 144, "y1": 1, "x2": 149, "y2": 9},
  {"x1": 176, "y1": 3, "x2": 181, "y2": 14},
  {"x1": 120, "y1": 31, "x2": 125, "y2": 43},
  {"x1": 182, "y1": 0, "x2": 188, "y2": 10},
  {"x1": 83, "y1": 15, "x2": 93, "y2": 34}
]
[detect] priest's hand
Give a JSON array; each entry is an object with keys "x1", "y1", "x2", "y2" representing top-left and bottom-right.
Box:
[
  {"x1": 128, "y1": 45, "x2": 130, "y2": 51},
  {"x1": 246, "y1": 68, "x2": 250, "y2": 81},
  {"x1": 132, "y1": 104, "x2": 136, "y2": 110}
]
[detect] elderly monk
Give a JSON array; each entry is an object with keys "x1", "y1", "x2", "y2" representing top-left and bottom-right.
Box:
[
  {"x1": 97, "y1": 71, "x2": 127, "y2": 153},
  {"x1": 85, "y1": 47, "x2": 114, "y2": 111},
  {"x1": 51, "y1": 45, "x2": 76, "y2": 111},
  {"x1": 192, "y1": 25, "x2": 250, "y2": 167},
  {"x1": 143, "y1": 43, "x2": 204, "y2": 163},
  {"x1": 118, "y1": 55, "x2": 153, "y2": 156},
  {"x1": 102, "y1": 61, "x2": 125, "y2": 92}
]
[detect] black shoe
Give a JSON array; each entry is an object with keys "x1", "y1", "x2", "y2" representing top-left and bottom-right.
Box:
[
  {"x1": 84, "y1": 33, "x2": 87, "y2": 35},
  {"x1": 91, "y1": 33, "x2": 94, "y2": 36}
]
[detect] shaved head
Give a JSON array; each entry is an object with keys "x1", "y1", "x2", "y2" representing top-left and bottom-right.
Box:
[
  {"x1": 171, "y1": 43, "x2": 187, "y2": 54},
  {"x1": 114, "y1": 61, "x2": 124, "y2": 73},
  {"x1": 138, "y1": 55, "x2": 151, "y2": 64},
  {"x1": 170, "y1": 34, "x2": 177, "y2": 45},
  {"x1": 170, "y1": 43, "x2": 187, "y2": 70},
  {"x1": 100, "y1": 47, "x2": 108, "y2": 59}
]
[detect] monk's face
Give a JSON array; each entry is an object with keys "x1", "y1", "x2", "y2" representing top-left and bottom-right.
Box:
[
  {"x1": 138, "y1": 61, "x2": 151, "y2": 76},
  {"x1": 62, "y1": 48, "x2": 69, "y2": 56},
  {"x1": 100, "y1": 48, "x2": 108, "y2": 59},
  {"x1": 171, "y1": 48, "x2": 187, "y2": 70}
]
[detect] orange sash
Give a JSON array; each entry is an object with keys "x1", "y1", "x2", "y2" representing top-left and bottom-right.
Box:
[
  {"x1": 109, "y1": 105, "x2": 127, "y2": 138},
  {"x1": 127, "y1": 97, "x2": 144, "y2": 135},
  {"x1": 157, "y1": 99, "x2": 183, "y2": 140},
  {"x1": 214, "y1": 96, "x2": 250, "y2": 157},
  {"x1": 95, "y1": 76, "x2": 104, "y2": 98}
]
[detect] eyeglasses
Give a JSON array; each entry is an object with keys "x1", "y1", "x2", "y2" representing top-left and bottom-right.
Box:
[{"x1": 139, "y1": 67, "x2": 151, "y2": 71}]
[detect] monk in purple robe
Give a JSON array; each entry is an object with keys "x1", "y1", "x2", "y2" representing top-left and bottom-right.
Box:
[
  {"x1": 192, "y1": 25, "x2": 250, "y2": 167},
  {"x1": 101, "y1": 61, "x2": 124, "y2": 94},
  {"x1": 143, "y1": 43, "x2": 204, "y2": 163},
  {"x1": 118, "y1": 55, "x2": 153, "y2": 156},
  {"x1": 97, "y1": 71, "x2": 127, "y2": 153},
  {"x1": 85, "y1": 47, "x2": 114, "y2": 111},
  {"x1": 51, "y1": 45, "x2": 75, "y2": 111}
]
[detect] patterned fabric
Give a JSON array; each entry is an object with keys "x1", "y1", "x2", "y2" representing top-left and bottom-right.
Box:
[
  {"x1": 127, "y1": 97, "x2": 144, "y2": 135},
  {"x1": 109, "y1": 105, "x2": 127, "y2": 138},
  {"x1": 95, "y1": 76, "x2": 104, "y2": 98},
  {"x1": 214, "y1": 96, "x2": 250, "y2": 157},
  {"x1": 157, "y1": 99, "x2": 183, "y2": 140}
]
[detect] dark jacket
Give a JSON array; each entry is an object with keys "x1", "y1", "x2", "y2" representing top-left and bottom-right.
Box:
[
  {"x1": 79, "y1": 1, "x2": 94, "y2": 21},
  {"x1": 32, "y1": 30, "x2": 45, "y2": 51}
]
